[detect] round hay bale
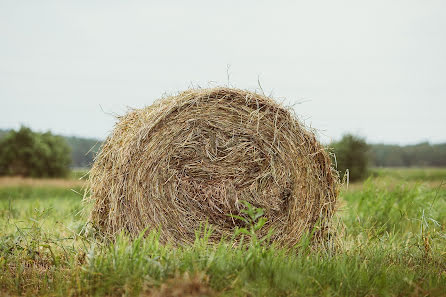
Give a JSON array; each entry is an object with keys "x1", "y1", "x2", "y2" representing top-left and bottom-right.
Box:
[{"x1": 88, "y1": 87, "x2": 338, "y2": 246}]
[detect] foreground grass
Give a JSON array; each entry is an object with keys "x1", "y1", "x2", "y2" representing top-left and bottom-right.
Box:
[{"x1": 0, "y1": 178, "x2": 445, "y2": 296}]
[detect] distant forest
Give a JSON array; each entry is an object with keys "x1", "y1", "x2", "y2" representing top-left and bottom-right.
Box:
[
  {"x1": 370, "y1": 142, "x2": 446, "y2": 167},
  {"x1": 0, "y1": 129, "x2": 445, "y2": 168},
  {"x1": 0, "y1": 129, "x2": 100, "y2": 168}
]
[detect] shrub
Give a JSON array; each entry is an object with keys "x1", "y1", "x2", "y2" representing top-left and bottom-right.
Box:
[
  {"x1": 331, "y1": 134, "x2": 369, "y2": 182},
  {"x1": 0, "y1": 126, "x2": 71, "y2": 177}
]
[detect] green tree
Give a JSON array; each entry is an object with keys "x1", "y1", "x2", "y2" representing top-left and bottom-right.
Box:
[
  {"x1": 0, "y1": 126, "x2": 71, "y2": 177},
  {"x1": 332, "y1": 134, "x2": 369, "y2": 182}
]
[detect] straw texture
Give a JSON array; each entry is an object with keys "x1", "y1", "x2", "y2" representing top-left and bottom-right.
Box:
[{"x1": 88, "y1": 87, "x2": 338, "y2": 246}]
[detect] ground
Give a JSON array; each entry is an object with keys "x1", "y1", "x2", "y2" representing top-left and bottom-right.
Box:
[{"x1": 0, "y1": 168, "x2": 445, "y2": 296}]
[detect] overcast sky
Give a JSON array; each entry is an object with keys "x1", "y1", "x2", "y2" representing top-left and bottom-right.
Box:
[{"x1": 1, "y1": 0, "x2": 445, "y2": 144}]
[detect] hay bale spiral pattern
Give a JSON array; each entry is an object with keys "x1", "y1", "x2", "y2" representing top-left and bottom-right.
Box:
[{"x1": 88, "y1": 88, "x2": 338, "y2": 246}]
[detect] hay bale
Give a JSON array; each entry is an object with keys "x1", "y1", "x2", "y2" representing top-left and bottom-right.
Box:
[{"x1": 88, "y1": 87, "x2": 338, "y2": 246}]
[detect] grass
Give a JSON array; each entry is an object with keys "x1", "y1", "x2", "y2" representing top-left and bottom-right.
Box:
[
  {"x1": 0, "y1": 171, "x2": 445, "y2": 296},
  {"x1": 370, "y1": 167, "x2": 446, "y2": 182}
]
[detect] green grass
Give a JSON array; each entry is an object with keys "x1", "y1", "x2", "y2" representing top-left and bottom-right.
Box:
[
  {"x1": 370, "y1": 167, "x2": 446, "y2": 182},
  {"x1": 0, "y1": 171, "x2": 445, "y2": 296},
  {"x1": 0, "y1": 186, "x2": 85, "y2": 236}
]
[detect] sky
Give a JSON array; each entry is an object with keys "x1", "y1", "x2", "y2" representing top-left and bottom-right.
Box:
[{"x1": 0, "y1": 0, "x2": 445, "y2": 145}]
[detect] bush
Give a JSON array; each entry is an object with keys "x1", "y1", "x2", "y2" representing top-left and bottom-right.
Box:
[
  {"x1": 0, "y1": 126, "x2": 71, "y2": 177},
  {"x1": 331, "y1": 134, "x2": 369, "y2": 182}
]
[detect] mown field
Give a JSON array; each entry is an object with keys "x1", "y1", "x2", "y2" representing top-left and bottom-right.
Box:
[{"x1": 0, "y1": 168, "x2": 445, "y2": 296}]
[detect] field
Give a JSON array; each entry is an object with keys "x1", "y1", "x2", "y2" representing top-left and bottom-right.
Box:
[{"x1": 0, "y1": 168, "x2": 445, "y2": 296}]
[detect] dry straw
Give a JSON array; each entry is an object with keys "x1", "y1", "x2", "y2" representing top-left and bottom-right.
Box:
[{"x1": 88, "y1": 87, "x2": 338, "y2": 246}]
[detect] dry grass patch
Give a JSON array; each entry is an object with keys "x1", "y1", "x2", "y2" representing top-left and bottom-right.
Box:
[{"x1": 0, "y1": 176, "x2": 85, "y2": 188}]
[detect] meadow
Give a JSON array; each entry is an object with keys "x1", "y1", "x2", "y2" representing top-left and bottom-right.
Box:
[{"x1": 0, "y1": 168, "x2": 445, "y2": 296}]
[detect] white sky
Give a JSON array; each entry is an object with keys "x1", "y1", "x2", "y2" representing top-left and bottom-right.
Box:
[{"x1": 1, "y1": 0, "x2": 445, "y2": 144}]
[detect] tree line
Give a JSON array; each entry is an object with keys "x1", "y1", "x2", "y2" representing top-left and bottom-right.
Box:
[
  {"x1": 370, "y1": 142, "x2": 446, "y2": 167},
  {"x1": 331, "y1": 135, "x2": 446, "y2": 181},
  {"x1": 0, "y1": 127, "x2": 71, "y2": 177},
  {"x1": 0, "y1": 128, "x2": 99, "y2": 170},
  {"x1": 0, "y1": 128, "x2": 445, "y2": 179}
]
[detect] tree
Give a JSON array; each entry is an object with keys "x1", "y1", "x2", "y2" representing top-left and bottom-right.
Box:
[
  {"x1": 0, "y1": 126, "x2": 71, "y2": 177},
  {"x1": 331, "y1": 134, "x2": 369, "y2": 182}
]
